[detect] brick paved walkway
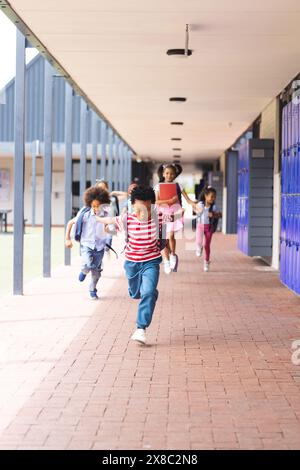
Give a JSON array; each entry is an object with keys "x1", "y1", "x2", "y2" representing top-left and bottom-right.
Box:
[{"x1": 0, "y1": 233, "x2": 300, "y2": 450}]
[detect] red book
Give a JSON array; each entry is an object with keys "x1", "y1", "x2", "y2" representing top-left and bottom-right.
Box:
[{"x1": 159, "y1": 183, "x2": 177, "y2": 206}]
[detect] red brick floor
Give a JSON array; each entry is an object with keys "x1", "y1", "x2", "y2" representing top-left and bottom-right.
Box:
[{"x1": 0, "y1": 233, "x2": 300, "y2": 450}]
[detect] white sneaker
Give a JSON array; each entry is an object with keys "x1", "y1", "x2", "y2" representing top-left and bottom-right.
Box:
[
  {"x1": 169, "y1": 254, "x2": 177, "y2": 270},
  {"x1": 196, "y1": 246, "x2": 203, "y2": 257},
  {"x1": 204, "y1": 261, "x2": 209, "y2": 272},
  {"x1": 131, "y1": 328, "x2": 146, "y2": 345},
  {"x1": 163, "y1": 260, "x2": 172, "y2": 275}
]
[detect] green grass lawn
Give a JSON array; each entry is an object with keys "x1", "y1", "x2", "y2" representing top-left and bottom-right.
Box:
[{"x1": 0, "y1": 226, "x2": 66, "y2": 296}]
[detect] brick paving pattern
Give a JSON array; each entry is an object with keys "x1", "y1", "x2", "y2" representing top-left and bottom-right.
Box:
[{"x1": 0, "y1": 233, "x2": 300, "y2": 450}]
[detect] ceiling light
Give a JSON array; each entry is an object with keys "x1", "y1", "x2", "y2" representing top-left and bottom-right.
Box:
[
  {"x1": 171, "y1": 122, "x2": 184, "y2": 125},
  {"x1": 172, "y1": 148, "x2": 182, "y2": 151},
  {"x1": 171, "y1": 138, "x2": 182, "y2": 141},
  {"x1": 166, "y1": 25, "x2": 192, "y2": 58},
  {"x1": 169, "y1": 97, "x2": 187, "y2": 102},
  {"x1": 167, "y1": 49, "x2": 192, "y2": 57},
  {"x1": 173, "y1": 155, "x2": 181, "y2": 159}
]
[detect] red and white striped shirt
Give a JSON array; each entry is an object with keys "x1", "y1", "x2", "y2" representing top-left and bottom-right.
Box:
[{"x1": 115, "y1": 212, "x2": 163, "y2": 262}]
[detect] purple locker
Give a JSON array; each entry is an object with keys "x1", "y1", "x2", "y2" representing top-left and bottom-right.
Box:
[
  {"x1": 287, "y1": 102, "x2": 292, "y2": 194},
  {"x1": 295, "y1": 99, "x2": 300, "y2": 194},
  {"x1": 281, "y1": 105, "x2": 286, "y2": 194},
  {"x1": 292, "y1": 102, "x2": 297, "y2": 194}
]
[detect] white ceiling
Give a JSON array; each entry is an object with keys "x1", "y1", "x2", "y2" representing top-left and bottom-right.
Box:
[{"x1": 8, "y1": 0, "x2": 300, "y2": 161}]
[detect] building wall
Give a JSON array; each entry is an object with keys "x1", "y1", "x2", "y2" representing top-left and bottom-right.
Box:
[
  {"x1": 259, "y1": 98, "x2": 281, "y2": 270},
  {"x1": 0, "y1": 155, "x2": 65, "y2": 226}
]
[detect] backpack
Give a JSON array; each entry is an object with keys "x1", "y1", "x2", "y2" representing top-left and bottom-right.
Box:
[
  {"x1": 74, "y1": 207, "x2": 90, "y2": 242},
  {"x1": 124, "y1": 210, "x2": 167, "y2": 252},
  {"x1": 74, "y1": 207, "x2": 118, "y2": 257},
  {"x1": 175, "y1": 182, "x2": 182, "y2": 206},
  {"x1": 209, "y1": 204, "x2": 219, "y2": 233}
]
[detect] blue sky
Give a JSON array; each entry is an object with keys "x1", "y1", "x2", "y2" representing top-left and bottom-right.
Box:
[{"x1": 0, "y1": 11, "x2": 38, "y2": 89}]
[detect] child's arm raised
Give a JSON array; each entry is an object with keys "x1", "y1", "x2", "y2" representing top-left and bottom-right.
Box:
[
  {"x1": 110, "y1": 190, "x2": 127, "y2": 200},
  {"x1": 193, "y1": 203, "x2": 204, "y2": 214},
  {"x1": 181, "y1": 189, "x2": 196, "y2": 205},
  {"x1": 96, "y1": 215, "x2": 117, "y2": 225},
  {"x1": 65, "y1": 217, "x2": 76, "y2": 248}
]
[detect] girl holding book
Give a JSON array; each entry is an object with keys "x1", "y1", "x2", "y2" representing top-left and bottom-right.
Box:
[{"x1": 154, "y1": 163, "x2": 194, "y2": 274}]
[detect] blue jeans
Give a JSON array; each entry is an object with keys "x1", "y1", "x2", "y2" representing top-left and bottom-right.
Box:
[
  {"x1": 80, "y1": 246, "x2": 104, "y2": 292},
  {"x1": 124, "y1": 256, "x2": 162, "y2": 329}
]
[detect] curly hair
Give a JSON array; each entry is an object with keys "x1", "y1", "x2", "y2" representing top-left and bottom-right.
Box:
[
  {"x1": 83, "y1": 186, "x2": 110, "y2": 206},
  {"x1": 130, "y1": 186, "x2": 156, "y2": 204},
  {"x1": 157, "y1": 163, "x2": 182, "y2": 182}
]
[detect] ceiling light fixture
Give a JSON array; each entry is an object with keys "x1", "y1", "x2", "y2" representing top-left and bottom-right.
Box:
[
  {"x1": 169, "y1": 97, "x2": 187, "y2": 102},
  {"x1": 167, "y1": 25, "x2": 192, "y2": 58},
  {"x1": 171, "y1": 138, "x2": 182, "y2": 141},
  {"x1": 172, "y1": 148, "x2": 182, "y2": 151},
  {"x1": 171, "y1": 122, "x2": 184, "y2": 125}
]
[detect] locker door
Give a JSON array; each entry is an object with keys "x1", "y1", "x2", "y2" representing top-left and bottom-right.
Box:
[
  {"x1": 282, "y1": 105, "x2": 287, "y2": 194},
  {"x1": 280, "y1": 195, "x2": 286, "y2": 284},
  {"x1": 291, "y1": 102, "x2": 297, "y2": 195},
  {"x1": 297, "y1": 101, "x2": 300, "y2": 195},
  {"x1": 287, "y1": 102, "x2": 292, "y2": 194}
]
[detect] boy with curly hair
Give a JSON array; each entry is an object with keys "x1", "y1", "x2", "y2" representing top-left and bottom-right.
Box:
[
  {"x1": 65, "y1": 186, "x2": 110, "y2": 300},
  {"x1": 96, "y1": 186, "x2": 164, "y2": 344}
]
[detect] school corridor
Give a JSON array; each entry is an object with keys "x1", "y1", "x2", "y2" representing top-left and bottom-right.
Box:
[{"x1": 0, "y1": 232, "x2": 299, "y2": 450}]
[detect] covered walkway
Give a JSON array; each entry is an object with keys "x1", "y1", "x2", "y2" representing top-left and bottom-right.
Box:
[{"x1": 0, "y1": 233, "x2": 299, "y2": 450}]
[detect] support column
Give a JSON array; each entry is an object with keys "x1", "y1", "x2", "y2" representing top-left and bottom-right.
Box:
[
  {"x1": 120, "y1": 141, "x2": 126, "y2": 191},
  {"x1": 43, "y1": 60, "x2": 54, "y2": 278},
  {"x1": 91, "y1": 111, "x2": 98, "y2": 185},
  {"x1": 128, "y1": 149, "x2": 133, "y2": 187},
  {"x1": 125, "y1": 147, "x2": 132, "y2": 189},
  {"x1": 125, "y1": 147, "x2": 129, "y2": 188},
  {"x1": 13, "y1": 30, "x2": 26, "y2": 295},
  {"x1": 31, "y1": 140, "x2": 40, "y2": 228},
  {"x1": 64, "y1": 82, "x2": 73, "y2": 266},
  {"x1": 114, "y1": 137, "x2": 120, "y2": 190},
  {"x1": 107, "y1": 128, "x2": 114, "y2": 190},
  {"x1": 100, "y1": 120, "x2": 107, "y2": 180},
  {"x1": 80, "y1": 99, "x2": 88, "y2": 204}
]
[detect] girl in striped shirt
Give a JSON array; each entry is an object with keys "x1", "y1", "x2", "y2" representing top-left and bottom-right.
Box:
[{"x1": 96, "y1": 186, "x2": 164, "y2": 345}]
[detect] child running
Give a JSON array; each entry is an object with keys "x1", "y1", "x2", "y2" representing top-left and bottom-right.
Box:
[
  {"x1": 154, "y1": 163, "x2": 194, "y2": 274},
  {"x1": 95, "y1": 179, "x2": 119, "y2": 255},
  {"x1": 65, "y1": 186, "x2": 110, "y2": 299},
  {"x1": 96, "y1": 186, "x2": 164, "y2": 345},
  {"x1": 193, "y1": 186, "x2": 222, "y2": 272}
]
